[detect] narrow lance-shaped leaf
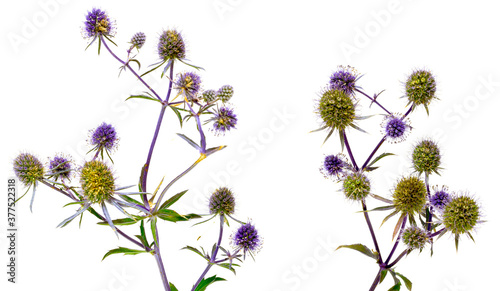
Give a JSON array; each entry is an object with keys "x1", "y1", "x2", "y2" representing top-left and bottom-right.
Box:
[
  {"x1": 102, "y1": 247, "x2": 151, "y2": 261},
  {"x1": 193, "y1": 275, "x2": 226, "y2": 291},
  {"x1": 335, "y1": 244, "x2": 378, "y2": 260},
  {"x1": 158, "y1": 190, "x2": 188, "y2": 210}
]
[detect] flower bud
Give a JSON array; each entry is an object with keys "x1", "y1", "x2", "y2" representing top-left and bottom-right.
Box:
[
  {"x1": 318, "y1": 89, "x2": 356, "y2": 132},
  {"x1": 392, "y1": 176, "x2": 427, "y2": 215},
  {"x1": 13, "y1": 153, "x2": 44, "y2": 187},
  {"x1": 342, "y1": 172, "x2": 370, "y2": 201},
  {"x1": 157, "y1": 29, "x2": 186, "y2": 61},
  {"x1": 80, "y1": 160, "x2": 115, "y2": 204},
  {"x1": 130, "y1": 32, "x2": 146, "y2": 49},
  {"x1": 412, "y1": 139, "x2": 441, "y2": 175},
  {"x1": 209, "y1": 187, "x2": 235, "y2": 215},
  {"x1": 402, "y1": 226, "x2": 428, "y2": 251},
  {"x1": 216, "y1": 85, "x2": 234, "y2": 103},
  {"x1": 405, "y1": 70, "x2": 437, "y2": 110}
]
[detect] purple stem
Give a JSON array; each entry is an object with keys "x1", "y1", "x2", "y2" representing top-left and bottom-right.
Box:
[
  {"x1": 355, "y1": 89, "x2": 392, "y2": 115},
  {"x1": 429, "y1": 227, "x2": 446, "y2": 238},
  {"x1": 387, "y1": 249, "x2": 408, "y2": 269},
  {"x1": 184, "y1": 99, "x2": 207, "y2": 154},
  {"x1": 343, "y1": 131, "x2": 359, "y2": 171},
  {"x1": 362, "y1": 200, "x2": 382, "y2": 261},
  {"x1": 100, "y1": 37, "x2": 162, "y2": 101},
  {"x1": 384, "y1": 215, "x2": 407, "y2": 265},
  {"x1": 361, "y1": 136, "x2": 387, "y2": 170},
  {"x1": 153, "y1": 223, "x2": 171, "y2": 291},
  {"x1": 369, "y1": 268, "x2": 383, "y2": 291},
  {"x1": 191, "y1": 215, "x2": 224, "y2": 291}
]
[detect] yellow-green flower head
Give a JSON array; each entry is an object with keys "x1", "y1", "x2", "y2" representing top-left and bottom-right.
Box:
[
  {"x1": 318, "y1": 89, "x2": 356, "y2": 132},
  {"x1": 342, "y1": 172, "x2": 370, "y2": 201},
  {"x1": 80, "y1": 160, "x2": 115, "y2": 204},
  {"x1": 13, "y1": 153, "x2": 45, "y2": 187},
  {"x1": 443, "y1": 195, "x2": 480, "y2": 235},
  {"x1": 402, "y1": 226, "x2": 429, "y2": 251},
  {"x1": 412, "y1": 139, "x2": 441, "y2": 175},
  {"x1": 392, "y1": 176, "x2": 427, "y2": 215},
  {"x1": 405, "y1": 69, "x2": 437, "y2": 112}
]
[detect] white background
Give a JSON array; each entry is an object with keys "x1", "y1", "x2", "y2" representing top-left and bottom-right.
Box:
[{"x1": 1, "y1": 0, "x2": 500, "y2": 290}]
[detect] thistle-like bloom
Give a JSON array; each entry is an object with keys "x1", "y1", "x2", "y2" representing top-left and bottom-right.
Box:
[
  {"x1": 342, "y1": 172, "x2": 370, "y2": 201},
  {"x1": 320, "y1": 154, "x2": 348, "y2": 181},
  {"x1": 392, "y1": 176, "x2": 427, "y2": 216},
  {"x1": 176, "y1": 72, "x2": 202, "y2": 98},
  {"x1": 202, "y1": 90, "x2": 217, "y2": 103},
  {"x1": 402, "y1": 226, "x2": 429, "y2": 252},
  {"x1": 13, "y1": 153, "x2": 45, "y2": 212},
  {"x1": 130, "y1": 32, "x2": 146, "y2": 50},
  {"x1": 405, "y1": 69, "x2": 437, "y2": 113},
  {"x1": 216, "y1": 85, "x2": 234, "y2": 103},
  {"x1": 381, "y1": 114, "x2": 411, "y2": 143},
  {"x1": 317, "y1": 89, "x2": 357, "y2": 135},
  {"x1": 412, "y1": 139, "x2": 441, "y2": 175},
  {"x1": 158, "y1": 29, "x2": 186, "y2": 61},
  {"x1": 443, "y1": 195, "x2": 480, "y2": 235},
  {"x1": 232, "y1": 223, "x2": 262, "y2": 259},
  {"x1": 89, "y1": 123, "x2": 118, "y2": 160},
  {"x1": 48, "y1": 155, "x2": 72, "y2": 182},
  {"x1": 429, "y1": 187, "x2": 452, "y2": 211},
  {"x1": 83, "y1": 8, "x2": 115, "y2": 39},
  {"x1": 329, "y1": 66, "x2": 359, "y2": 95},
  {"x1": 209, "y1": 187, "x2": 235, "y2": 215},
  {"x1": 210, "y1": 106, "x2": 237, "y2": 135}
]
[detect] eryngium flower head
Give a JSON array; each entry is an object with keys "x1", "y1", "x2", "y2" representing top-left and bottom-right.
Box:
[
  {"x1": 405, "y1": 69, "x2": 437, "y2": 112},
  {"x1": 202, "y1": 90, "x2": 217, "y2": 103},
  {"x1": 211, "y1": 106, "x2": 237, "y2": 135},
  {"x1": 232, "y1": 223, "x2": 262, "y2": 258},
  {"x1": 392, "y1": 176, "x2": 427, "y2": 215},
  {"x1": 430, "y1": 187, "x2": 452, "y2": 211},
  {"x1": 13, "y1": 153, "x2": 44, "y2": 187},
  {"x1": 402, "y1": 226, "x2": 429, "y2": 251},
  {"x1": 381, "y1": 114, "x2": 411, "y2": 143},
  {"x1": 343, "y1": 172, "x2": 370, "y2": 201},
  {"x1": 412, "y1": 139, "x2": 441, "y2": 175},
  {"x1": 443, "y1": 195, "x2": 480, "y2": 235},
  {"x1": 83, "y1": 8, "x2": 115, "y2": 39},
  {"x1": 321, "y1": 154, "x2": 347, "y2": 180},
  {"x1": 209, "y1": 187, "x2": 235, "y2": 215},
  {"x1": 158, "y1": 29, "x2": 186, "y2": 61},
  {"x1": 216, "y1": 85, "x2": 234, "y2": 103},
  {"x1": 330, "y1": 66, "x2": 359, "y2": 95},
  {"x1": 318, "y1": 89, "x2": 356, "y2": 132},
  {"x1": 176, "y1": 72, "x2": 202, "y2": 97},
  {"x1": 80, "y1": 160, "x2": 115, "y2": 204},
  {"x1": 48, "y1": 155, "x2": 72, "y2": 181},
  {"x1": 130, "y1": 32, "x2": 146, "y2": 49},
  {"x1": 90, "y1": 123, "x2": 118, "y2": 151}
]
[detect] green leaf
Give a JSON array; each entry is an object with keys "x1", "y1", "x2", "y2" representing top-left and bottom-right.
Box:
[
  {"x1": 395, "y1": 272, "x2": 412, "y2": 290},
  {"x1": 367, "y1": 153, "x2": 395, "y2": 169},
  {"x1": 339, "y1": 129, "x2": 345, "y2": 150},
  {"x1": 157, "y1": 209, "x2": 202, "y2": 222},
  {"x1": 388, "y1": 270, "x2": 402, "y2": 290},
  {"x1": 126, "y1": 95, "x2": 161, "y2": 103},
  {"x1": 216, "y1": 262, "x2": 240, "y2": 275},
  {"x1": 97, "y1": 217, "x2": 144, "y2": 226},
  {"x1": 170, "y1": 106, "x2": 184, "y2": 127},
  {"x1": 128, "y1": 59, "x2": 141, "y2": 70},
  {"x1": 178, "y1": 58, "x2": 204, "y2": 71},
  {"x1": 177, "y1": 133, "x2": 201, "y2": 150},
  {"x1": 151, "y1": 217, "x2": 158, "y2": 247},
  {"x1": 381, "y1": 210, "x2": 399, "y2": 227},
  {"x1": 368, "y1": 205, "x2": 396, "y2": 212},
  {"x1": 169, "y1": 283, "x2": 179, "y2": 291},
  {"x1": 102, "y1": 247, "x2": 150, "y2": 261},
  {"x1": 369, "y1": 193, "x2": 393, "y2": 204},
  {"x1": 388, "y1": 283, "x2": 402, "y2": 291},
  {"x1": 183, "y1": 245, "x2": 209, "y2": 261},
  {"x1": 350, "y1": 123, "x2": 367, "y2": 134},
  {"x1": 141, "y1": 59, "x2": 166, "y2": 77},
  {"x1": 120, "y1": 194, "x2": 143, "y2": 206},
  {"x1": 393, "y1": 214, "x2": 406, "y2": 241},
  {"x1": 336, "y1": 244, "x2": 378, "y2": 260},
  {"x1": 380, "y1": 269, "x2": 388, "y2": 284},
  {"x1": 194, "y1": 275, "x2": 226, "y2": 291},
  {"x1": 135, "y1": 220, "x2": 149, "y2": 248},
  {"x1": 310, "y1": 125, "x2": 328, "y2": 133},
  {"x1": 159, "y1": 190, "x2": 188, "y2": 210}
]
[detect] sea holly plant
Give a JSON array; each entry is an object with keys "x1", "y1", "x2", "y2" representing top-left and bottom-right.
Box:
[
  {"x1": 313, "y1": 66, "x2": 483, "y2": 290},
  {"x1": 12, "y1": 8, "x2": 262, "y2": 291}
]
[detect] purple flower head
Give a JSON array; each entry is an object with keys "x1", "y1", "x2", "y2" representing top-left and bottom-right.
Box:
[
  {"x1": 83, "y1": 8, "x2": 115, "y2": 39},
  {"x1": 330, "y1": 66, "x2": 359, "y2": 95},
  {"x1": 430, "y1": 188, "x2": 452, "y2": 211},
  {"x1": 320, "y1": 154, "x2": 347, "y2": 181},
  {"x1": 158, "y1": 29, "x2": 186, "y2": 61},
  {"x1": 232, "y1": 222, "x2": 262, "y2": 258},
  {"x1": 90, "y1": 123, "x2": 118, "y2": 151},
  {"x1": 130, "y1": 32, "x2": 146, "y2": 49},
  {"x1": 211, "y1": 106, "x2": 237, "y2": 135},
  {"x1": 49, "y1": 155, "x2": 72, "y2": 181},
  {"x1": 176, "y1": 72, "x2": 202, "y2": 97},
  {"x1": 381, "y1": 114, "x2": 411, "y2": 143}
]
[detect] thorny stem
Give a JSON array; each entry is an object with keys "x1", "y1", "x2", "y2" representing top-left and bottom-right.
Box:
[
  {"x1": 191, "y1": 215, "x2": 224, "y2": 291},
  {"x1": 355, "y1": 89, "x2": 392, "y2": 115},
  {"x1": 343, "y1": 131, "x2": 359, "y2": 171},
  {"x1": 100, "y1": 37, "x2": 162, "y2": 101},
  {"x1": 384, "y1": 215, "x2": 407, "y2": 265},
  {"x1": 153, "y1": 224, "x2": 171, "y2": 291}
]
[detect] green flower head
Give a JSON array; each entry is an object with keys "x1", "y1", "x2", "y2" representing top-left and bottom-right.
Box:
[
  {"x1": 13, "y1": 153, "x2": 45, "y2": 187},
  {"x1": 392, "y1": 176, "x2": 427, "y2": 216},
  {"x1": 318, "y1": 89, "x2": 356, "y2": 132},
  {"x1": 209, "y1": 187, "x2": 236, "y2": 215},
  {"x1": 405, "y1": 69, "x2": 437, "y2": 113},
  {"x1": 402, "y1": 226, "x2": 428, "y2": 252},
  {"x1": 412, "y1": 139, "x2": 441, "y2": 175},
  {"x1": 80, "y1": 160, "x2": 115, "y2": 204},
  {"x1": 443, "y1": 195, "x2": 480, "y2": 235},
  {"x1": 342, "y1": 172, "x2": 370, "y2": 201}
]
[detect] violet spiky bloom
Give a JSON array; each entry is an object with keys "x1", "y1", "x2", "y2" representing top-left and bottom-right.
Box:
[
  {"x1": 90, "y1": 123, "x2": 118, "y2": 151},
  {"x1": 158, "y1": 29, "x2": 186, "y2": 61},
  {"x1": 83, "y1": 8, "x2": 115, "y2": 39},
  {"x1": 381, "y1": 114, "x2": 411, "y2": 143},
  {"x1": 430, "y1": 188, "x2": 452, "y2": 211},
  {"x1": 330, "y1": 66, "x2": 359, "y2": 95},
  {"x1": 232, "y1": 223, "x2": 262, "y2": 258},
  {"x1": 13, "y1": 153, "x2": 44, "y2": 187},
  {"x1": 209, "y1": 187, "x2": 235, "y2": 215},
  {"x1": 49, "y1": 155, "x2": 72, "y2": 181},
  {"x1": 130, "y1": 32, "x2": 146, "y2": 49},
  {"x1": 320, "y1": 154, "x2": 346, "y2": 180},
  {"x1": 211, "y1": 106, "x2": 237, "y2": 135},
  {"x1": 216, "y1": 85, "x2": 234, "y2": 103},
  {"x1": 176, "y1": 72, "x2": 202, "y2": 97}
]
